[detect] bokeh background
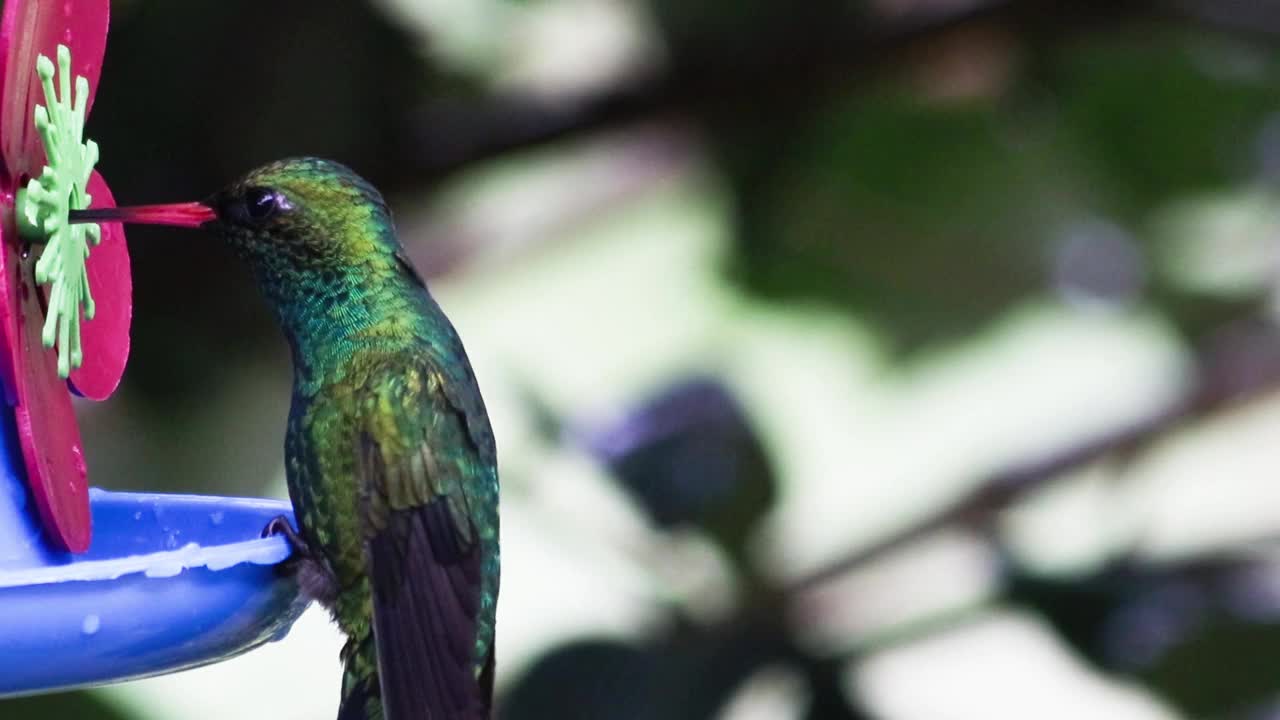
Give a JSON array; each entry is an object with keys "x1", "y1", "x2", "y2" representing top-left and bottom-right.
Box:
[{"x1": 10, "y1": 0, "x2": 1280, "y2": 718}]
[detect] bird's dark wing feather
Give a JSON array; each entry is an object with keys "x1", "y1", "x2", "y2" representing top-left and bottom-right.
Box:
[
  {"x1": 336, "y1": 673, "x2": 381, "y2": 720},
  {"x1": 358, "y1": 361, "x2": 490, "y2": 720}
]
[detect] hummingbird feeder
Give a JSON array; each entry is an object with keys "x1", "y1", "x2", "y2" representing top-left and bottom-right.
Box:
[{"x1": 0, "y1": 0, "x2": 309, "y2": 698}]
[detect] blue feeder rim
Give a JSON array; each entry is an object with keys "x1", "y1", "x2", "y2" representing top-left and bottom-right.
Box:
[{"x1": 0, "y1": 418, "x2": 310, "y2": 698}]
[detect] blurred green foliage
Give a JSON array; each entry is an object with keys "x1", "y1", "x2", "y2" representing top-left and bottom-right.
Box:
[{"x1": 3, "y1": 690, "x2": 131, "y2": 719}]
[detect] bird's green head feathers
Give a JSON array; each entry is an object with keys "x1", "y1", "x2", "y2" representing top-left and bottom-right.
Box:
[
  {"x1": 195, "y1": 157, "x2": 430, "y2": 322},
  {"x1": 65, "y1": 156, "x2": 426, "y2": 332},
  {"x1": 208, "y1": 157, "x2": 396, "y2": 271}
]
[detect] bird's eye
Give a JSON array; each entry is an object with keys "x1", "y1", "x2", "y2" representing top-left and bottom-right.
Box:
[{"x1": 244, "y1": 187, "x2": 281, "y2": 222}]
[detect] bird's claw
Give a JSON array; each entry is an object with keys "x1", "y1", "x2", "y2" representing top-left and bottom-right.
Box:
[
  {"x1": 262, "y1": 514, "x2": 311, "y2": 559},
  {"x1": 262, "y1": 514, "x2": 340, "y2": 606}
]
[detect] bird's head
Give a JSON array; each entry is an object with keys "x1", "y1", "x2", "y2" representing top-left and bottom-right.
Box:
[
  {"x1": 71, "y1": 157, "x2": 412, "y2": 306},
  {"x1": 204, "y1": 157, "x2": 395, "y2": 269}
]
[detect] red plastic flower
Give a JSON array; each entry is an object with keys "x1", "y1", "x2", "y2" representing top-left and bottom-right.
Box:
[{"x1": 0, "y1": 0, "x2": 131, "y2": 552}]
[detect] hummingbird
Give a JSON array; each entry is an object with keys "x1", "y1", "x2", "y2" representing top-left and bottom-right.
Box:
[{"x1": 71, "y1": 157, "x2": 500, "y2": 720}]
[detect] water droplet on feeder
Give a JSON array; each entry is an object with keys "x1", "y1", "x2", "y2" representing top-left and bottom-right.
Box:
[
  {"x1": 210, "y1": 511, "x2": 225, "y2": 526},
  {"x1": 81, "y1": 614, "x2": 100, "y2": 636}
]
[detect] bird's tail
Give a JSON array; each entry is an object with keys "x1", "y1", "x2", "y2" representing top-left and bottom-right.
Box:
[{"x1": 337, "y1": 634, "x2": 382, "y2": 720}]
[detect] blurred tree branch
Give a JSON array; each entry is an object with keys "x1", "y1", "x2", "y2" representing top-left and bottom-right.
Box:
[
  {"x1": 790, "y1": 315, "x2": 1280, "y2": 595},
  {"x1": 410, "y1": 0, "x2": 1280, "y2": 181}
]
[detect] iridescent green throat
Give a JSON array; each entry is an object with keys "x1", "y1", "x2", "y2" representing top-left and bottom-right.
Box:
[{"x1": 204, "y1": 157, "x2": 430, "y2": 395}]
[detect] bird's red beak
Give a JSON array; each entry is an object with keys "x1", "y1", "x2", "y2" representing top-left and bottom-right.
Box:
[{"x1": 68, "y1": 202, "x2": 216, "y2": 228}]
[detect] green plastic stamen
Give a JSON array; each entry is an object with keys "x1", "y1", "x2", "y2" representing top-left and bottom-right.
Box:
[{"x1": 17, "y1": 45, "x2": 101, "y2": 379}]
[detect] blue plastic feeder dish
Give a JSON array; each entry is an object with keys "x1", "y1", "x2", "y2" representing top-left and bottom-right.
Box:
[{"x1": 0, "y1": 419, "x2": 310, "y2": 698}]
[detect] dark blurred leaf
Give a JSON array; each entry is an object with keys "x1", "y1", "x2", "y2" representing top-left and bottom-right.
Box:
[
  {"x1": 579, "y1": 377, "x2": 777, "y2": 561},
  {"x1": 500, "y1": 640, "x2": 670, "y2": 720},
  {"x1": 1008, "y1": 555, "x2": 1280, "y2": 718},
  {"x1": 0, "y1": 690, "x2": 133, "y2": 720},
  {"x1": 1046, "y1": 33, "x2": 1280, "y2": 218},
  {"x1": 1139, "y1": 615, "x2": 1280, "y2": 719},
  {"x1": 722, "y1": 88, "x2": 1064, "y2": 351},
  {"x1": 644, "y1": 0, "x2": 1070, "y2": 350},
  {"x1": 1134, "y1": 557, "x2": 1280, "y2": 719},
  {"x1": 648, "y1": 0, "x2": 854, "y2": 73},
  {"x1": 802, "y1": 658, "x2": 873, "y2": 720},
  {"x1": 1238, "y1": 698, "x2": 1280, "y2": 720},
  {"x1": 656, "y1": 11, "x2": 1280, "y2": 352},
  {"x1": 502, "y1": 621, "x2": 794, "y2": 720},
  {"x1": 1007, "y1": 565, "x2": 1204, "y2": 671}
]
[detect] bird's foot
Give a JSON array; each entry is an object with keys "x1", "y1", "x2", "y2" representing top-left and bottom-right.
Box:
[
  {"x1": 262, "y1": 514, "x2": 340, "y2": 608},
  {"x1": 262, "y1": 514, "x2": 312, "y2": 558}
]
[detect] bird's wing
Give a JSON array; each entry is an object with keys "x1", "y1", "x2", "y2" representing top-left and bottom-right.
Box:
[{"x1": 356, "y1": 358, "x2": 495, "y2": 720}]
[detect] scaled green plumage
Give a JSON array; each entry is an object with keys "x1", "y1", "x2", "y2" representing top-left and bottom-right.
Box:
[{"x1": 210, "y1": 158, "x2": 500, "y2": 719}]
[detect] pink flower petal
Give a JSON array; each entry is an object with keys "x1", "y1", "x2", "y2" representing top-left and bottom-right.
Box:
[
  {"x1": 0, "y1": 210, "x2": 89, "y2": 552},
  {"x1": 0, "y1": 0, "x2": 112, "y2": 553},
  {"x1": 68, "y1": 171, "x2": 129, "y2": 400},
  {"x1": 0, "y1": 192, "x2": 16, "y2": 404},
  {"x1": 0, "y1": 0, "x2": 109, "y2": 182}
]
